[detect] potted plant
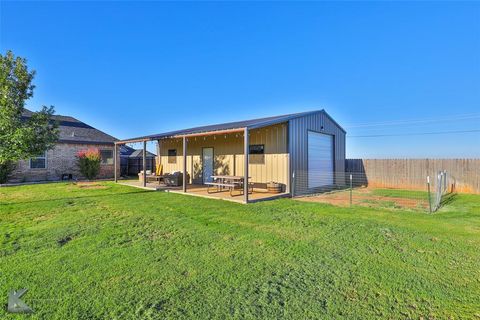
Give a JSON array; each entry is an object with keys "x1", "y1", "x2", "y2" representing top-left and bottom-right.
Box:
[{"x1": 267, "y1": 181, "x2": 283, "y2": 193}]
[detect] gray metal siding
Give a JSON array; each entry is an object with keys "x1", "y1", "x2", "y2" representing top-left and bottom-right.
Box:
[{"x1": 289, "y1": 111, "x2": 346, "y2": 196}]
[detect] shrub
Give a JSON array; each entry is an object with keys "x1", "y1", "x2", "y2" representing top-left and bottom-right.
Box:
[
  {"x1": 0, "y1": 161, "x2": 15, "y2": 184},
  {"x1": 76, "y1": 148, "x2": 101, "y2": 180}
]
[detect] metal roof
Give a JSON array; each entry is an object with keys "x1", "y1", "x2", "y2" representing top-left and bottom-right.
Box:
[{"x1": 119, "y1": 109, "x2": 345, "y2": 143}]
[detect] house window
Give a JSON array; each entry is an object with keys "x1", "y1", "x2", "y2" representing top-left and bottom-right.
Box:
[
  {"x1": 100, "y1": 150, "x2": 114, "y2": 165},
  {"x1": 168, "y1": 149, "x2": 177, "y2": 164},
  {"x1": 30, "y1": 152, "x2": 47, "y2": 169},
  {"x1": 249, "y1": 144, "x2": 265, "y2": 164},
  {"x1": 249, "y1": 144, "x2": 265, "y2": 154}
]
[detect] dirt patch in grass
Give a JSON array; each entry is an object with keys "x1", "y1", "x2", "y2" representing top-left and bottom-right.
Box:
[
  {"x1": 74, "y1": 182, "x2": 108, "y2": 189},
  {"x1": 296, "y1": 188, "x2": 428, "y2": 211}
]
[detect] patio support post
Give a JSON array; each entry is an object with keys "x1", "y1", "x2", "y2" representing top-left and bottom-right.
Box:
[
  {"x1": 183, "y1": 136, "x2": 187, "y2": 193},
  {"x1": 143, "y1": 141, "x2": 147, "y2": 187},
  {"x1": 244, "y1": 127, "x2": 249, "y2": 204},
  {"x1": 114, "y1": 143, "x2": 118, "y2": 183},
  {"x1": 157, "y1": 140, "x2": 161, "y2": 174},
  {"x1": 286, "y1": 153, "x2": 290, "y2": 194}
]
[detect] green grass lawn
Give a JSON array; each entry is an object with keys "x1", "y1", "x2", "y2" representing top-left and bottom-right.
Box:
[{"x1": 1, "y1": 182, "x2": 479, "y2": 319}]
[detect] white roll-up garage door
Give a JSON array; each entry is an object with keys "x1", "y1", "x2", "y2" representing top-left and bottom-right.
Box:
[{"x1": 308, "y1": 131, "x2": 334, "y2": 188}]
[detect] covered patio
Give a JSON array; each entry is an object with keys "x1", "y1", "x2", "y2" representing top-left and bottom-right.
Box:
[
  {"x1": 114, "y1": 122, "x2": 291, "y2": 204},
  {"x1": 117, "y1": 180, "x2": 289, "y2": 204}
]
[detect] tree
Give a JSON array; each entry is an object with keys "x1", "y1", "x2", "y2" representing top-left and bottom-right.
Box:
[{"x1": 0, "y1": 50, "x2": 59, "y2": 183}]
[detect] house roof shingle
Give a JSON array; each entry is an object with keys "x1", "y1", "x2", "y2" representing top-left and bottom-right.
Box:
[
  {"x1": 22, "y1": 109, "x2": 118, "y2": 145},
  {"x1": 128, "y1": 149, "x2": 156, "y2": 158}
]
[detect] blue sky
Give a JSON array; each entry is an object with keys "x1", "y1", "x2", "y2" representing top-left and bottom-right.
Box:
[{"x1": 1, "y1": 1, "x2": 479, "y2": 158}]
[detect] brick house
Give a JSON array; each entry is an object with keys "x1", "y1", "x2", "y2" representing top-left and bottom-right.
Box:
[{"x1": 7, "y1": 110, "x2": 119, "y2": 183}]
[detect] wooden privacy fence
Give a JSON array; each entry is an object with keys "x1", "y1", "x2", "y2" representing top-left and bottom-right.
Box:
[{"x1": 345, "y1": 159, "x2": 480, "y2": 194}]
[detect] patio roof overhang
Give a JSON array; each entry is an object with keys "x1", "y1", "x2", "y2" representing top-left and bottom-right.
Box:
[{"x1": 115, "y1": 127, "x2": 247, "y2": 145}]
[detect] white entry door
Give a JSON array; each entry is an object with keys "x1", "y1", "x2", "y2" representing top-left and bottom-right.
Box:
[
  {"x1": 308, "y1": 132, "x2": 334, "y2": 188},
  {"x1": 202, "y1": 148, "x2": 214, "y2": 183}
]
